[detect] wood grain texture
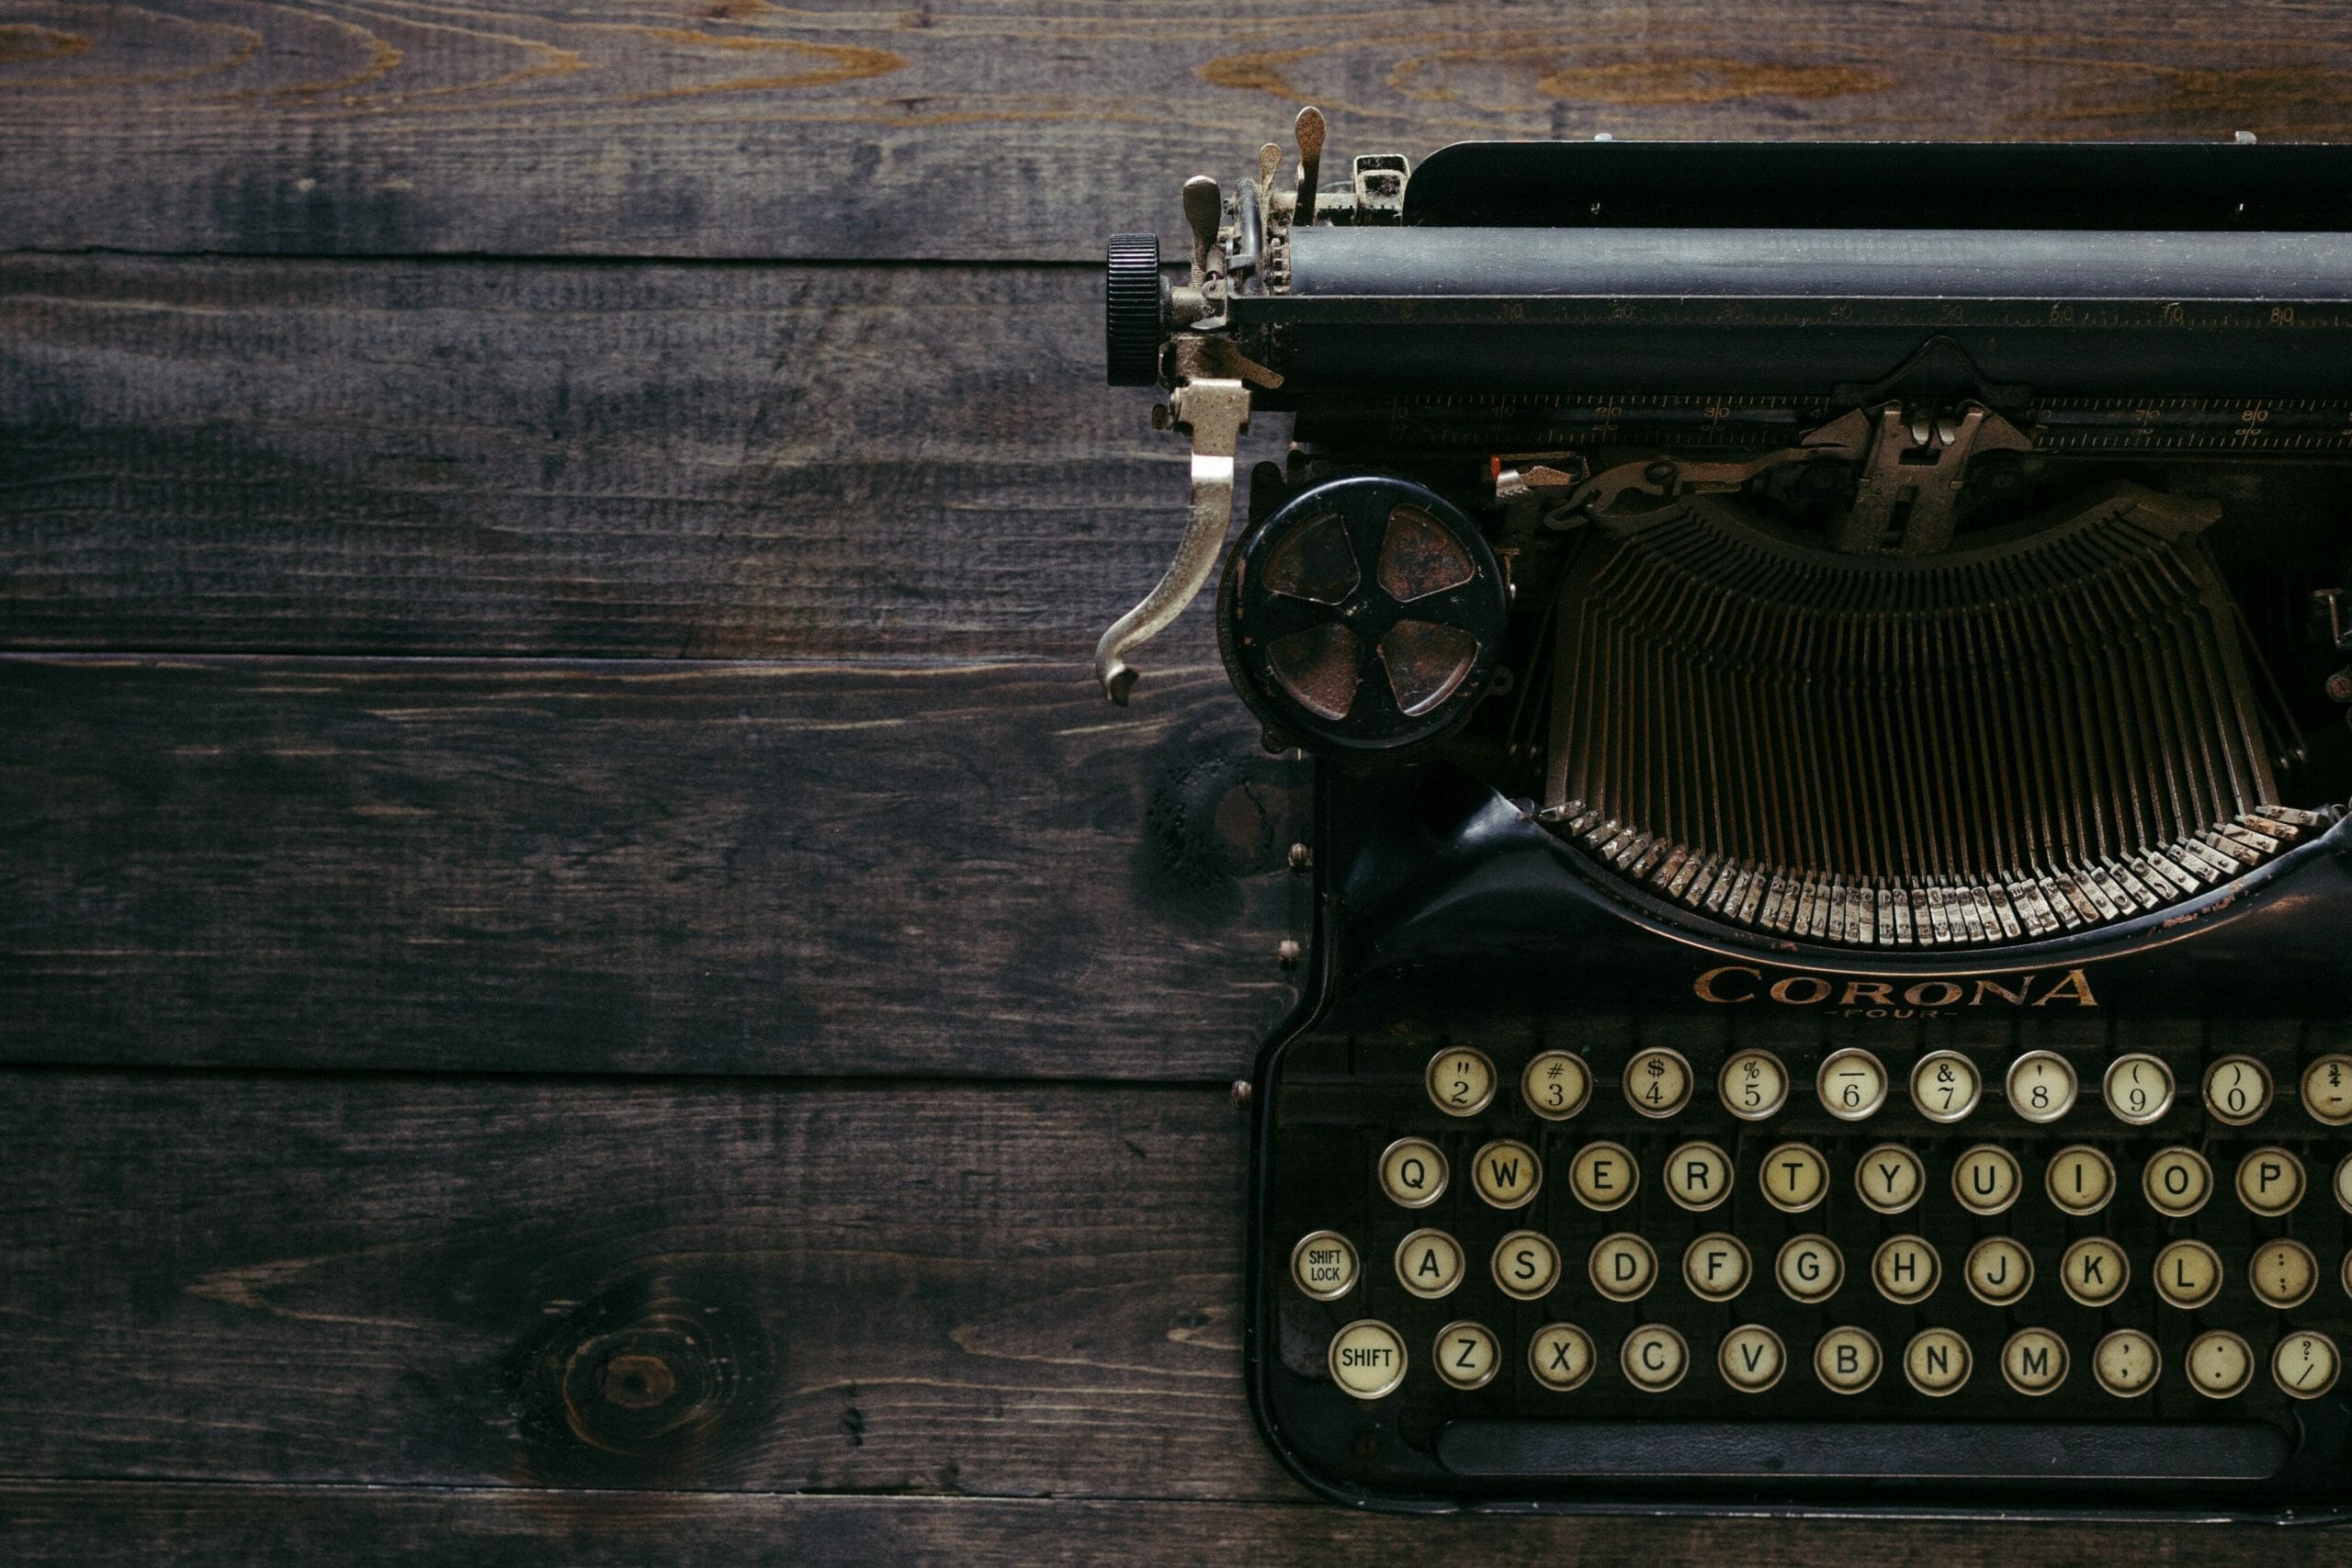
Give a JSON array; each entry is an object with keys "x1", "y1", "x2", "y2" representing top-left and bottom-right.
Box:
[
  {"x1": 15, "y1": 3, "x2": 2347, "y2": 1557},
  {"x1": 0, "y1": 1072, "x2": 1269, "y2": 1495},
  {"x1": 5, "y1": 1485, "x2": 2343, "y2": 1567},
  {"x1": 5, "y1": 1, "x2": 2352, "y2": 260},
  {"x1": 0, "y1": 254, "x2": 1256, "y2": 660},
  {"x1": 0, "y1": 653, "x2": 1306, "y2": 1077}
]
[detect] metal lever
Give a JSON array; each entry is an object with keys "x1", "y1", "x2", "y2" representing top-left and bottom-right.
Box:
[
  {"x1": 1294, "y1": 106, "x2": 1325, "y2": 227},
  {"x1": 1093, "y1": 378, "x2": 1252, "y2": 705},
  {"x1": 1182, "y1": 176, "x2": 1222, "y2": 285}
]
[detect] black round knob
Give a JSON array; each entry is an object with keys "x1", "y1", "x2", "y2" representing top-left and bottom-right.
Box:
[
  {"x1": 1104, "y1": 232, "x2": 1165, "y2": 387},
  {"x1": 1216, "y1": 476, "x2": 1510, "y2": 759}
]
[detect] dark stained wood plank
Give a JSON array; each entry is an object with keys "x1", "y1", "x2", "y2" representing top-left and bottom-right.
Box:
[
  {"x1": 5, "y1": 2, "x2": 2352, "y2": 259},
  {"x1": 0, "y1": 653, "x2": 1306, "y2": 1077},
  {"x1": 0, "y1": 1073, "x2": 1275, "y2": 1495},
  {"x1": 0, "y1": 254, "x2": 1248, "y2": 660},
  {"x1": 2, "y1": 1485, "x2": 2335, "y2": 1567}
]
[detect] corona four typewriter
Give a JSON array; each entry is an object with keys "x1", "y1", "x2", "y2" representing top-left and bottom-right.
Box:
[{"x1": 1096, "y1": 115, "x2": 2352, "y2": 1516}]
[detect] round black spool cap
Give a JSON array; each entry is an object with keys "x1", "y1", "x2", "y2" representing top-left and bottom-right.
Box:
[
  {"x1": 1104, "y1": 232, "x2": 1165, "y2": 387},
  {"x1": 1217, "y1": 476, "x2": 1509, "y2": 758}
]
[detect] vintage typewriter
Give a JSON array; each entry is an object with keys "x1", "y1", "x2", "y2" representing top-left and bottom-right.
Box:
[{"x1": 1095, "y1": 113, "x2": 2352, "y2": 1517}]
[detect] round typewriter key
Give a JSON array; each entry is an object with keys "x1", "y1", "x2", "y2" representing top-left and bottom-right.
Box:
[
  {"x1": 1395, "y1": 1228, "x2": 1466, "y2": 1300},
  {"x1": 2044, "y1": 1145, "x2": 2116, "y2": 1216},
  {"x1": 2001, "y1": 1327, "x2": 2069, "y2": 1396},
  {"x1": 1623, "y1": 1046, "x2": 1693, "y2": 1118},
  {"x1": 1776, "y1": 1234, "x2": 1843, "y2": 1304},
  {"x1": 2202, "y1": 1054, "x2": 2272, "y2": 1126},
  {"x1": 2302, "y1": 1055, "x2": 2352, "y2": 1126},
  {"x1": 1759, "y1": 1141, "x2": 1829, "y2": 1213},
  {"x1": 1491, "y1": 1230, "x2": 1562, "y2": 1302},
  {"x1": 1568, "y1": 1140, "x2": 1639, "y2": 1212},
  {"x1": 1904, "y1": 1327, "x2": 1973, "y2": 1397},
  {"x1": 2142, "y1": 1145, "x2": 2211, "y2": 1217},
  {"x1": 1719, "y1": 1325, "x2": 1786, "y2": 1393},
  {"x1": 2338, "y1": 1150, "x2": 2352, "y2": 1213},
  {"x1": 1662, "y1": 1140, "x2": 1732, "y2": 1213},
  {"x1": 1816, "y1": 1047, "x2": 1888, "y2": 1121},
  {"x1": 1963, "y1": 1236, "x2": 2033, "y2": 1307},
  {"x1": 2060, "y1": 1237, "x2": 2129, "y2": 1308},
  {"x1": 1854, "y1": 1143, "x2": 1926, "y2": 1214},
  {"x1": 2187, "y1": 1330, "x2": 2255, "y2": 1398},
  {"x1": 1910, "y1": 1050, "x2": 1981, "y2": 1123},
  {"x1": 2103, "y1": 1053, "x2": 2175, "y2": 1125},
  {"x1": 1378, "y1": 1136, "x2": 1448, "y2": 1209},
  {"x1": 2154, "y1": 1238, "x2": 2223, "y2": 1309},
  {"x1": 1427, "y1": 1046, "x2": 1497, "y2": 1117},
  {"x1": 1872, "y1": 1235, "x2": 1940, "y2": 1305},
  {"x1": 1432, "y1": 1320, "x2": 1501, "y2": 1391},
  {"x1": 2005, "y1": 1050, "x2": 2077, "y2": 1123},
  {"x1": 1718, "y1": 1048, "x2": 1788, "y2": 1121},
  {"x1": 1589, "y1": 1233, "x2": 1657, "y2": 1302},
  {"x1": 2094, "y1": 1328, "x2": 2161, "y2": 1398},
  {"x1": 1682, "y1": 1233, "x2": 1752, "y2": 1303},
  {"x1": 1621, "y1": 1324, "x2": 1690, "y2": 1393},
  {"x1": 1521, "y1": 1050, "x2": 1592, "y2": 1121},
  {"x1": 2235, "y1": 1146, "x2": 2305, "y2": 1215},
  {"x1": 2250, "y1": 1239, "x2": 2318, "y2": 1309},
  {"x1": 1327, "y1": 1319, "x2": 1408, "y2": 1400},
  {"x1": 1289, "y1": 1230, "x2": 1359, "y2": 1301},
  {"x1": 1952, "y1": 1144, "x2": 2022, "y2": 1215},
  {"x1": 1529, "y1": 1323, "x2": 1596, "y2": 1393},
  {"x1": 2274, "y1": 1331, "x2": 2341, "y2": 1399},
  {"x1": 1815, "y1": 1326, "x2": 1883, "y2": 1394},
  {"x1": 1470, "y1": 1137, "x2": 1542, "y2": 1210}
]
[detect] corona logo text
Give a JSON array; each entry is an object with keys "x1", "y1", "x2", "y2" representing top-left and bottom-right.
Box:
[{"x1": 1692, "y1": 965, "x2": 2099, "y2": 1013}]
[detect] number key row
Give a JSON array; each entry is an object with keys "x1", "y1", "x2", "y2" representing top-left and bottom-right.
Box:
[{"x1": 1430, "y1": 1045, "x2": 2352, "y2": 1127}]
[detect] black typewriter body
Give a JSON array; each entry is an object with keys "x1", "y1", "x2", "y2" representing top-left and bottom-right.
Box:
[{"x1": 1094, "y1": 123, "x2": 2352, "y2": 1518}]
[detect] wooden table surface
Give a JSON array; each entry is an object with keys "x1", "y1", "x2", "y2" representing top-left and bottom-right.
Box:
[{"x1": 6, "y1": 3, "x2": 2352, "y2": 1558}]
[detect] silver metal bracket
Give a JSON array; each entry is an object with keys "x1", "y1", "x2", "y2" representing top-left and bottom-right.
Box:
[{"x1": 1093, "y1": 376, "x2": 1253, "y2": 705}]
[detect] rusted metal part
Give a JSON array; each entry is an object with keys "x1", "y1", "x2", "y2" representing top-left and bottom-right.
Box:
[
  {"x1": 1174, "y1": 333, "x2": 1282, "y2": 391},
  {"x1": 1562, "y1": 443, "x2": 1863, "y2": 515},
  {"x1": 1559, "y1": 400, "x2": 2028, "y2": 554},
  {"x1": 1829, "y1": 400, "x2": 2034, "y2": 554},
  {"x1": 1351, "y1": 152, "x2": 1408, "y2": 223}
]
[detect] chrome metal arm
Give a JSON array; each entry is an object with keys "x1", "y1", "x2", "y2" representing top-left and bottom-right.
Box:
[{"x1": 1093, "y1": 378, "x2": 1251, "y2": 705}]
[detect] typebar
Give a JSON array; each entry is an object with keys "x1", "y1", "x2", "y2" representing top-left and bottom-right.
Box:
[{"x1": 1435, "y1": 1420, "x2": 2290, "y2": 1480}]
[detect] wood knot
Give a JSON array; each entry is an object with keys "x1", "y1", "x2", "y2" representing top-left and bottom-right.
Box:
[
  {"x1": 564, "y1": 1327, "x2": 710, "y2": 1444},
  {"x1": 512, "y1": 1269, "x2": 774, "y2": 1484},
  {"x1": 598, "y1": 1351, "x2": 679, "y2": 1411}
]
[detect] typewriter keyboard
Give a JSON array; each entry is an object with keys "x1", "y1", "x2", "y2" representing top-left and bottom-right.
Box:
[{"x1": 1261, "y1": 1016, "x2": 2352, "y2": 1483}]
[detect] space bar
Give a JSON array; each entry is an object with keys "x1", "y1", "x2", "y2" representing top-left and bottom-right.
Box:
[{"x1": 1436, "y1": 1420, "x2": 2290, "y2": 1480}]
